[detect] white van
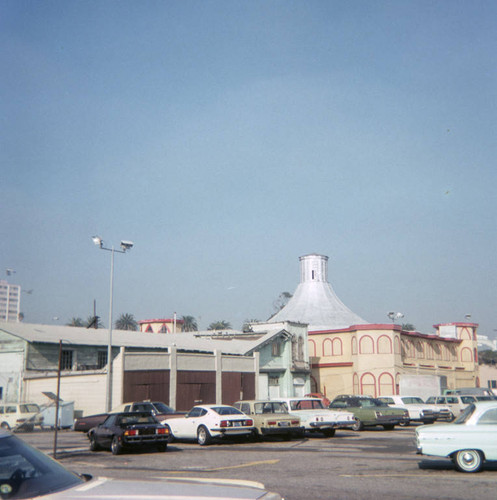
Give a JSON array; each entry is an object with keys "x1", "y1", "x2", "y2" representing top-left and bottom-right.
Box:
[{"x1": 0, "y1": 403, "x2": 43, "y2": 431}]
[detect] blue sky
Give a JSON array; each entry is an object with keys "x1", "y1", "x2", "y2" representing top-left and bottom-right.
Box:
[{"x1": 2, "y1": 1, "x2": 496, "y2": 335}]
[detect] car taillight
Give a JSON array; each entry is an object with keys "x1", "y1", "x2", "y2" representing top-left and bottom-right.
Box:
[
  {"x1": 246, "y1": 419, "x2": 253, "y2": 426},
  {"x1": 124, "y1": 429, "x2": 138, "y2": 436},
  {"x1": 156, "y1": 427, "x2": 169, "y2": 435},
  {"x1": 268, "y1": 421, "x2": 277, "y2": 425},
  {"x1": 220, "y1": 420, "x2": 229, "y2": 427},
  {"x1": 291, "y1": 420, "x2": 299, "y2": 425},
  {"x1": 16, "y1": 419, "x2": 26, "y2": 423}
]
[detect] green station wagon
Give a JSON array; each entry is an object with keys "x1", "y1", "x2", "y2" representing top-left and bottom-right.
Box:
[{"x1": 329, "y1": 395, "x2": 409, "y2": 431}]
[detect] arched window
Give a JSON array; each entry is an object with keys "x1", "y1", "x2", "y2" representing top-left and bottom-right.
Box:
[
  {"x1": 323, "y1": 338, "x2": 333, "y2": 356},
  {"x1": 351, "y1": 337, "x2": 357, "y2": 355},
  {"x1": 332, "y1": 338, "x2": 343, "y2": 356},
  {"x1": 394, "y1": 336, "x2": 401, "y2": 354},
  {"x1": 378, "y1": 372, "x2": 395, "y2": 396},
  {"x1": 298, "y1": 337, "x2": 304, "y2": 360},
  {"x1": 360, "y1": 373, "x2": 376, "y2": 397},
  {"x1": 461, "y1": 347, "x2": 473, "y2": 362},
  {"x1": 359, "y1": 335, "x2": 374, "y2": 354},
  {"x1": 460, "y1": 327, "x2": 472, "y2": 340},
  {"x1": 308, "y1": 339, "x2": 316, "y2": 357},
  {"x1": 416, "y1": 341, "x2": 424, "y2": 359},
  {"x1": 377, "y1": 335, "x2": 392, "y2": 354}
]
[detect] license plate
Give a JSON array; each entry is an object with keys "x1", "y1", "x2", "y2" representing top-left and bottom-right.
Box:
[
  {"x1": 234, "y1": 421, "x2": 241, "y2": 427},
  {"x1": 278, "y1": 422, "x2": 290, "y2": 427}
]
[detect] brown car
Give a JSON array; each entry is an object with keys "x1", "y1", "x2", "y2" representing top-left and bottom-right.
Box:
[{"x1": 73, "y1": 401, "x2": 183, "y2": 432}]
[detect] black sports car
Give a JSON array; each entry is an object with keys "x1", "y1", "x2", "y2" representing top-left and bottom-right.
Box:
[{"x1": 87, "y1": 412, "x2": 170, "y2": 455}]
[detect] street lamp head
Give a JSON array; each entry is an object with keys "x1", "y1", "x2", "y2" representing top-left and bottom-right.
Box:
[
  {"x1": 92, "y1": 236, "x2": 103, "y2": 248},
  {"x1": 120, "y1": 240, "x2": 134, "y2": 251}
]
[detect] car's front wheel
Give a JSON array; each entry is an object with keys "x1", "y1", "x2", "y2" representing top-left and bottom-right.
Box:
[
  {"x1": 1, "y1": 422, "x2": 11, "y2": 431},
  {"x1": 453, "y1": 449, "x2": 484, "y2": 473},
  {"x1": 197, "y1": 425, "x2": 212, "y2": 446},
  {"x1": 89, "y1": 434, "x2": 101, "y2": 451},
  {"x1": 398, "y1": 420, "x2": 410, "y2": 427},
  {"x1": 111, "y1": 436, "x2": 122, "y2": 455}
]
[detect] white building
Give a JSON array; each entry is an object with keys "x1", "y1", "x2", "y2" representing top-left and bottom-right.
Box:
[{"x1": 0, "y1": 280, "x2": 21, "y2": 322}]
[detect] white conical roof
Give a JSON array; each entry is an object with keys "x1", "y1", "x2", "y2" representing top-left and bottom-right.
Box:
[{"x1": 270, "y1": 254, "x2": 367, "y2": 331}]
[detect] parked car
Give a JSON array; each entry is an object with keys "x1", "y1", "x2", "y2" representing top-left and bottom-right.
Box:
[
  {"x1": 0, "y1": 403, "x2": 43, "y2": 432},
  {"x1": 329, "y1": 395, "x2": 409, "y2": 430},
  {"x1": 0, "y1": 428, "x2": 282, "y2": 499},
  {"x1": 161, "y1": 405, "x2": 254, "y2": 445},
  {"x1": 424, "y1": 395, "x2": 492, "y2": 417},
  {"x1": 273, "y1": 397, "x2": 356, "y2": 437},
  {"x1": 377, "y1": 395, "x2": 438, "y2": 425},
  {"x1": 416, "y1": 401, "x2": 497, "y2": 472},
  {"x1": 88, "y1": 411, "x2": 170, "y2": 455},
  {"x1": 233, "y1": 400, "x2": 303, "y2": 440},
  {"x1": 304, "y1": 393, "x2": 331, "y2": 407},
  {"x1": 73, "y1": 400, "x2": 181, "y2": 432}
]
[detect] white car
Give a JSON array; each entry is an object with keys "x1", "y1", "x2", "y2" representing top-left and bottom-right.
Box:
[
  {"x1": 416, "y1": 401, "x2": 497, "y2": 473},
  {"x1": 0, "y1": 403, "x2": 43, "y2": 432},
  {"x1": 377, "y1": 396, "x2": 438, "y2": 425},
  {"x1": 161, "y1": 405, "x2": 254, "y2": 445},
  {"x1": 273, "y1": 397, "x2": 356, "y2": 437}
]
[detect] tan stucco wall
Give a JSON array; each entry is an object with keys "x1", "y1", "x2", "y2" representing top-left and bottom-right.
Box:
[{"x1": 310, "y1": 323, "x2": 480, "y2": 399}]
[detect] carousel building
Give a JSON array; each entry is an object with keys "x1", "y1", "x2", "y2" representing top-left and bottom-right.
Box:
[{"x1": 269, "y1": 253, "x2": 480, "y2": 399}]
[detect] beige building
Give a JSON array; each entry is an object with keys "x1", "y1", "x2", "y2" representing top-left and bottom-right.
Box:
[
  {"x1": 309, "y1": 322, "x2": 479, "y2": 399},
  {"x1": 269, "y1": 253, "x2": 480, "y2": 399}
]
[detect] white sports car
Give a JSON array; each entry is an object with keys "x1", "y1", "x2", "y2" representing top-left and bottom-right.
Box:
[{"x1": 161, "y1": 405, "x2": 254, "y2": 445}]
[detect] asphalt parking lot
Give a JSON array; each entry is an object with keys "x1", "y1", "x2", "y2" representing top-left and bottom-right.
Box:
[{"x1": 17, "y1": 426, "x2": 497, "y2": 500}]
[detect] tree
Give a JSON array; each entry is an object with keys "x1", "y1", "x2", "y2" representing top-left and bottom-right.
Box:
[
  {"x1": 208, "y1": 320, "x2": 232, "y2": 330},
  {"x1": 86, "y1": 316, "x2": 103, "y2": 329},
  {"x1": 115, "y1": 313, "x2": 138, "y2": 331},
  {"x1": 402, "y1": 323, "x2": 416, "y2": 331},
  {"x1": 67, "y1": 317, "x2": 84, "y2": 327},
  {"x1": 272, "y1": 292, "x2": 293, "y2": 313},
  {"x1": 478, "y1": 349, "x2": 497, "y2": 365},
  {"x1": 242, "y1": 319, "x2": 260, "y2": 332},
  {"x1": 181, "y1": 315, "x2": 198, "y2": 332}
]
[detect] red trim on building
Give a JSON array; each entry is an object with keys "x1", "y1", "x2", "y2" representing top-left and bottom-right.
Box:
[
  {"x1": 311, "y1": 362, "x2": 354, "y2": 368},
  {"x1": 139, "y1": 318, "x2": 185, "y2": 325}
]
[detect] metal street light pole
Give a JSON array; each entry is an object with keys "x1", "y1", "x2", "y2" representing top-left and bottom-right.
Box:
[{"x1": 92, "y1": 236, "x2": 134, "y2": 412}]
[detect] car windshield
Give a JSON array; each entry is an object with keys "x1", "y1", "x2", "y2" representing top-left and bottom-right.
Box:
[
  {"x1": 151, "y1": 402, "x2": 175, "y2": 413},
  {"x1": 212, "y1": 407, "x2": 243, "y2": 416},
  {"x1": 454, "y1": 404, "x2": 476, "y2": 424},
  {"x1": 0, "y1": 434, "x2": 84, "y2": 499},
  {"x1": 370, "y1": 399, "x2": 388, "y2": 407},
  {"x1": 254, "y1": 402, "x2": 288, "y2": 414},
  {"x1": 401, "y1": 397, "x2": 424, "y2": 404},
  {"x1": 290, "y1": 400, "x2": 324, "y2": 410},
  {"x1": 19, "y1": 405, "x2": 40, "y2": 414}
]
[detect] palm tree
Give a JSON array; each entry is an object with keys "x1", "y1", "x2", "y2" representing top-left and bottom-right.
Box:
[
  {"x1": 67, "y1": 317, "x2": 84, "y2": 327},
  {"x1": 208, "y1": 320, "x2": 232, "y2": 330},
  {"x1": 272, "y1": 292, "x2": 293, "y2": 313},
  {"x1": 115, "y1": 313, "x2": 138, "y2": 331},
  {"x1": 181, "y1": 315, "x2": 198, "y2": 332},
  {"x1": 86, "y1": 316, "x2": 103, "y2": 329}
]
